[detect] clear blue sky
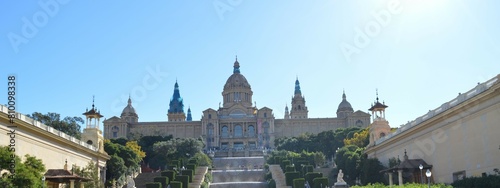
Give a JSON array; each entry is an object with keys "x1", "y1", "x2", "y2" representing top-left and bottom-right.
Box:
[{"x1": 2, "y1": 1, "x2": 499, "y2": 131}]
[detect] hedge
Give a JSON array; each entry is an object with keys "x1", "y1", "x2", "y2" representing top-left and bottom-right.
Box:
[
  {"x1": 181, "y1": 169, "x2": 194, "y2": 182},
  {"x1": 169, "y1": 181, "x2": 182, "y2": 188},
  {"x1": 145, "y1": 182, "x2": 162, "y2": 188},
  {"x1": 267, "y1": 179, "x2": 276, "y2": 188},
  {"x1": 293, "y1": 178, "x2": 305, "y2": 188},
  {"x1": 186, "y1": 164, "x2": 196, "y2": 174},
  {"x1": 286, "y1": 165, "x2": 296, "y2": 173},
  {"x1": 175, "y1": 175, "x2": 189, "y2": 188},
  {"x1": 153, "y1": 176, "x2": 169, "y2": 188},
  {"x1": 281, "y1": 160, "x2": 291, "y2": 171},
  {"x1": 302, "y1": 165, "x2": 314, "y2": 177},
  {"x1": 161, "y1": 170, "x2": 176, "y2": 181},
  {"x1": 305, "y1": 172, "x2": 323, "y2": 187},
  {"x1": 312, "y1": 177, "x2": 328, "y2": 188},
  {"x1": 285, "y1": 172, "x2": 300, "y2": 186}
]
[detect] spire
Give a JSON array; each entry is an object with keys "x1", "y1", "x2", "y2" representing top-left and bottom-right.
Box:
[
  {"x1": 233, "y1": 56, "x2": 240, "y2": 74},
  {"x1": 376, "y1": 88, "x2": 379, "y2": 102},
  {"x1": 127, "y1": 95, "x2": 132, "y2": 105},
  {"x1": 169, "y1": 81, "x2": 184, "y2": 113},
  {"x1": 342, "y1": 89, "x2": 346, "y2": 100},
  {"x1": 186, "y1": 106, "x2": 192, "y2": 121},
  {"x1": 294, "y1": 77, "x2": 301, "y2": 95},
  {"x1": 92, "y1": 95, "x2": 95, "y2": 109}
]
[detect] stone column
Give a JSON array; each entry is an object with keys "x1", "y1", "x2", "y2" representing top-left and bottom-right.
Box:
[
  {"x1": 70, "y1": 180, "x2": 75, "y2": 188},
  {"x1": 388, "y1": 172, "x2": 393, "y2": 186},
  {"x1": 398, "y1": 170, "x2": 403, "y2": 186}
]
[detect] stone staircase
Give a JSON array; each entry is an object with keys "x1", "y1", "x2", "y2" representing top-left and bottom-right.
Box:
[{"x1": 269, "y1": 165, "x2": 290, "y2": 188}]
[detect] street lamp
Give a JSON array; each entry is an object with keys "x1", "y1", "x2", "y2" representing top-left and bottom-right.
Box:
[
  {"x1": 419, "y1": 164, "x2": 423, "y2": 184},
  {"x1": 41, "y1": 176, "x2": 46, "y2": 188},
  {"x1": 425, "y1": 169, "x2": 432, "y2": 188}
]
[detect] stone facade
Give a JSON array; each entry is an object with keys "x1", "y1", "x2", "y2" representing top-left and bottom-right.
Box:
[
  {"x1": 365, "y1": 74, "x2": 500, "y2": 184},
  {"x1": 0, "y1": 104, "x2": 110, "y2": 183},
  {"x1": 104, "y1": 58, "x2": 371, "y2": 149}
]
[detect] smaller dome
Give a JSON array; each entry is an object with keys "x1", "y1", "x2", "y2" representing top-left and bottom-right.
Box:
[
  {"x1": 337, "y1": 91, "x2": 353, "y2": 113},
  {"x1": 122, "y1": 97, "x2": 137, "y2": 115}
]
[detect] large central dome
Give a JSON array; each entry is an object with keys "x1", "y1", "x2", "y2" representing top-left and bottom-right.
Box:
[
  {"x1": 222, "y1": 57, "x2": 253, "y2": 108},
  {"x1": 224, "y1": 58, "x2": 252, "y2": 90}
]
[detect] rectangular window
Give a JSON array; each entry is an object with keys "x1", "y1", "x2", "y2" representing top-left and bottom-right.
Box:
[{"x1": 453, "y1": 171, "x2": 466, "y2": 182}]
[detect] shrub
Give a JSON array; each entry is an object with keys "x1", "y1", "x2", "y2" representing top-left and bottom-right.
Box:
[
  {"x1": 451, "y1": 175, "x2": 500, "y2": 188},
  {"x1": 161, "y1": 170, "x2": 176, "y2": 181},
  {"x1": 293, "y1": 178, "x2": 305, "y2": 188},
  {"x1": 186, "y1": 164, "x2": 196, "y2": 174},
  {"x1": 265, "y1": 171, "x2": 273, "y2": 181},
  {"x1": 281, "y1": 160, "x2": 291, "y2": 171},
  {"x1": 145, "y1": 182, "x2": 162, "y2": 188},
  {"x1": 201, "y1": 181, "x2": 208, "y2": 188},
  {"x1": 303, "y1": 165, "x2": 314, "y2": 177},
  {"x1": 273, "y1": 156, "x2": 282, "y2": 165},
  {"x1": 286, "y1": 165, "x2": 296, "y2": 172},
  {"x1": 267, "y1": 179, "x2": 276, "y2": 188},
  {"x1": 181, "y1": 169, "x2": 194, "y2": 182},
  {"x1": 313, "y1": 177, "x2": 328, "y2": 188},
  {"x1": 285, "y1": 172, "x2": 300, "y2": 186},
  {"x1": 175, "y1": 175, "x2": 189, "y2": 188},
  {"x1": 153, "y1": 176, "x2": 169, "y2": 188},
  {"x1": 204, "y1": 171, "x2": 212, "y2": 183},
  {"x1": 305, "y1": 172, "x2": 323, "y2": 187},
  {"x1": 170, "y1": 181, "x2": 182, "y2": 188}
]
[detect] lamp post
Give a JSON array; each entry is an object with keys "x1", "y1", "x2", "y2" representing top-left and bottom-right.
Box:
[
  {"x1": 419, "y1": 164, "x2": 423, "y2": 184},
  {"x1": 42, "y1": 176, "x2": 46, "y2": 188},
  {"x1": 425, "y1": 169, "x2": 432, "y2": 188}
]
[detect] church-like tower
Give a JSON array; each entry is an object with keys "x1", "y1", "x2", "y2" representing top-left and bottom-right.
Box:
[
  {"x1": 81, "y1": 96, "x2": 106, "y2": 153},
  {"x1": 337, "y1": 90, "x2": 354, "y2": 119},
  {"x1": 284, "y1": 105, "x2": 290, "y2": 119},
  {"x1": 168, "y1": 81, "x2": 186, "y2": 121},
  {"x1": 186, "y1": 107, "x2": 192, "y2": 121},
  {"x1": 368, "y1": 91, "x2": 391, "y2": 146},
  {"x1": 121, "y1": 96, "x2": 138, "y2": 123},
  {"x1": 290, "y1": 78, "x2": 308, "y2": 119}
]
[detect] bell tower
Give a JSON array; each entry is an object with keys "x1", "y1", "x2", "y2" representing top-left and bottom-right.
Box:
[
  {"x1": 368, "y1": 90, "x2": 391, "y2": 146},
  {"x1": 81, "y1": 96, "x2": 106, "y2": 153},
  {"x1": 290, "y1": 77, "x2": 308, "y2": 119},
  {"x1": 168, "y1": 80, "x2": 186, "y2": 121}
]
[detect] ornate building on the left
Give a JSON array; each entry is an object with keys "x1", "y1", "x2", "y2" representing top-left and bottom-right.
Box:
[{"x1": 103, "y1": 58, "x2": 371, "y2": 149}]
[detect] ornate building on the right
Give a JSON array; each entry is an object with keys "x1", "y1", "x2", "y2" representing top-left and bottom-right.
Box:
[{"x1": 365, "y1": 74, "x2": 500, "y2": 185}]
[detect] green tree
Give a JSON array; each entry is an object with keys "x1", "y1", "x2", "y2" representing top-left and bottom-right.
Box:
[
  {"x1": 344, "y1": 128, "x2": 370, "y2": 148},
  {"x1": 360, "y1": 157, "x2": 385, "y2": 185},
  {"x1": 138, "y1": 135, "x2": 173, "y2": 169},
  {"x1": 0, "y1": 146, "x2": 46, "y2": 187},
  {"x1": 106, "y1": 154, "x2": 126, "y2": 186},
  {"x1": 126, "y1": 140, "x2": 146, "y2": 160},
  {"x1": 27, "y1": 112, "x2": 83, "y2": 139}
]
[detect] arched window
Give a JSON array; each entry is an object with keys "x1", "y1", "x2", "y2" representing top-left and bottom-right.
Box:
[
  {"x1": 208, "y1": 114, "x2": 212, "y2": 119},
  {"x1": 234, "y1": 125, "x2": 243, "y2": 137},
  {"x1": 221, "y1": 126, "x2": 228, "y2": 138},
  {"x1": 298, "y1": 105, "x2": 301, "y2": 110},
  {"x1": 264, "y1": 113, "x2": 267, "y2": 118},
  {"x1": 248, "y1": 125, "x2": 255, "y2": 137}
]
